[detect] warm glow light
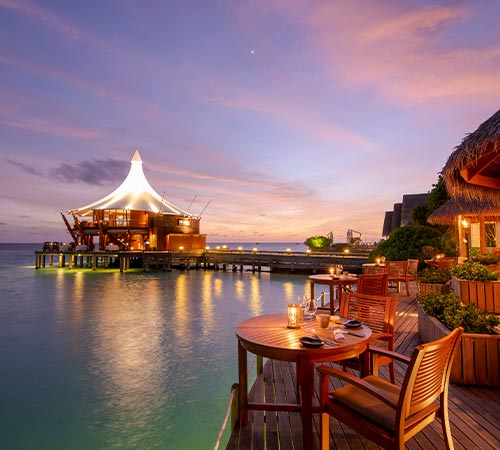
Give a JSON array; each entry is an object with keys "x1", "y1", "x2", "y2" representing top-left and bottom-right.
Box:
[
  {"x1": 329, "y1": 268, "x2": 334, "y2": 275},
  {"x1": 237, "y1": 246, "x2": 243, "y2": 251},
  {"x1": 216, "y1": 246, "x2": 221, "y2": 250},
  {"x1": 252, "y1": 247, "x2": 258, "y2": 252},
  {"x1": 179, "y1": 246, "x2": 184, "y2": 250},
  {"x1": 222, "y1": 245, "x2": 227, "y2": 249},
  {"x1": 205, "y1": 246, "x2": 210, "y2": 250},
  {"x1": 287, "y1": 304, "x2": 300, "y2": 328},
  {"x1": 306, "y1": 249, "x2": 311, "y2": 253},
  {"x1": 461, "y1": 219, "x2": 469, "y2": 228},
  {"x1": 376, "y1": 257, "x2": 381, "y2": 265},
  {"x1": 286, "y1": 248, "x2": 291, "y2": 252},
  {"x1": 344, "y1": 249, "x2": 350, "y2": 253}
]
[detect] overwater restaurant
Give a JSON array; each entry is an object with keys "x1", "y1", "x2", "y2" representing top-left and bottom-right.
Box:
[{"x1": 61, "y1": 150, "x2": 206, "y2": 251}]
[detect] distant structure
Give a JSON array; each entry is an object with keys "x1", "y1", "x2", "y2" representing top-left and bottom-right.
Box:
[
  {"x1": 61, "y1": 150, "x2": 206, "y2": 251},
  {"x1": 382, "y1": 193, "x2": 429, "y2": 237}
]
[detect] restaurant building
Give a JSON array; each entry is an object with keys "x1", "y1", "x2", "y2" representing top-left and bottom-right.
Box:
[{"x1": 61, "y1": 150, "x2": 206, "y2": 251}]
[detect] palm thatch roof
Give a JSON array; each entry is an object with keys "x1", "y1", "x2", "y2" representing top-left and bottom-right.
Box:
[
  {"x1": 428, "y1": 197, "x2": 500, "y2": 224},
  {"x1": 442, "y1": 109, "x2": 500, "y2": 201}
]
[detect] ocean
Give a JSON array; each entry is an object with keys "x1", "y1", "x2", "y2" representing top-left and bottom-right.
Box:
[{"x1": 0, "y1": 243, "x2": 313, "y2": 450}]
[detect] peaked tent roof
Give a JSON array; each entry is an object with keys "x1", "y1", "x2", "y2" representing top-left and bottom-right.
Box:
[{"x1": 69, "y1": 150, "x2": 193, "y2": 217}]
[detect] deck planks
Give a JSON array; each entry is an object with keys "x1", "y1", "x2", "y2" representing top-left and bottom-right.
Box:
[{"x1": 226, "y1": 287, "x2": 500, "y2": 450}]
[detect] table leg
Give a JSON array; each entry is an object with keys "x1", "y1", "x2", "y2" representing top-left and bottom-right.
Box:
[
  {"x1": 297, "y1": 356, "x2": 314, "y2": 450},
  {"x1": 310, "y1": 281, "x2": 314, "y2": 301},
  {"x1": 238, "y1": 340, "x2": 249, "y2": 425}
]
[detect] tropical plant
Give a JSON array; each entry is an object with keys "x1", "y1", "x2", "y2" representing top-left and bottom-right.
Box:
[
  {"x1": 451, "y1": 260, "x2": 499, "y2": 282},
  {"x1": 369, "y1": 225, "x2": 444, "y2": 261},
  {"x1": 304, "y1": 235, "x2": 332, "y2": 248},
  {"x1": 417, "y1": 267, "x2": 451, "y2": 284},
  {"x1": 417, "y1": 291, "x2": 499, "y2": 334}
]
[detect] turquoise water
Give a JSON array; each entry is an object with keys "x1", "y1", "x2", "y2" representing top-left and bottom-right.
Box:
[{"x1": 0, "y1": 244, "x2": 312, "y2": 449}]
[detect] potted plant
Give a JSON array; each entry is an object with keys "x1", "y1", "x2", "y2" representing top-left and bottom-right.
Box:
[
  {"x1": 417, "y1": 267, "x2": 451, "y2": 294},
  {"x1": 417, "y1": 291, "x2": 500, "y2": 386},
  {"x1": 450, "y1": 260, "x2": 500, "y2": 314}
]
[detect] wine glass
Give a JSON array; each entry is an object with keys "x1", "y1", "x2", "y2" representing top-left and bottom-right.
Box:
[{"x1": 307, "y1": 296, "x2": 317, "y2": 318}]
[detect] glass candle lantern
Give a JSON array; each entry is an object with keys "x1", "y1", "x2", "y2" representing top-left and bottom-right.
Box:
[{"x1": 287, "y1": 303, "x2": 301, "y2": 328}]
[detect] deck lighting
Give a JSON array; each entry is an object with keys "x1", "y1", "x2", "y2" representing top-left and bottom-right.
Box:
[
  {"x1": 344, "y1": 249, "x2": 350, "y2": 253},
  {"x1": 286, "y1": 248, "x2": 291, "y2": 253},
  {"x1": 205, "y1": 246, "x2": 210, "y2": 250},
  {"x1": 216, "y1": 246, "x2": 221, "y2": 250},
  {"x1": 461, "y1": 219, "x2": 469, "y2": 228},
  {"x1": 237, "y1": 246, "x2": 243, "y2": 251},
  {"x1": 376, "y1": 257, "x2": 381, "y2": 265},
  {"x1": 179, "y1": 246, "x2": 184, "y2": 251},
  {"x1": 329, "y1": 268, "x2": 334, "y2": 277},
  {"x1": 222, "y1": 245, "x2": 227, "y2": 249},
  {"x1": 306, "y1": 249, "x2": 311, "y2": 253},
  {"x1": 252, "y1": 247, "x2": 258, "y2": 252}
]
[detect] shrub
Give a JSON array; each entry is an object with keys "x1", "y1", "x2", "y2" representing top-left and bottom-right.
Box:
[
  {"x1": 451, "y1": 260, "x2": 498, "y2": 282},
  {"x1": 417, "y1": 267, "x2": 451, "y2": 284},
  {"x1": 304, "y1": 236, "x2": 332, "y2": 248},
  {"x1": 370, "y1": 225, "x2": 445, "y2": 261},
  {"x1": 417, "y1": 291, "x2": 499, "y2": 334},
  {"x1": 473, "y1": 253, "x2": 500, "y2": 266}
]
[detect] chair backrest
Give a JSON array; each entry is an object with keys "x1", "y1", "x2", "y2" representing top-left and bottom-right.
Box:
[
  {"x1": 364, "y1": 265, "x2": 386, "y2": 275},
  {"x1": 406, "y1": 259, "x2": 419, "y2": 278},
  {"x1": 357, "y1": 274, "x2": 388, "y2": 296},
  {"x1": 386, "y1": 260, "x2": 408, "y2": 278},
  {"x1": 398, "y1": 327, "x2": 463, "y2": 421},
  {"x1": 340, "y1": 292, "x2": 397, "y2": 339}
]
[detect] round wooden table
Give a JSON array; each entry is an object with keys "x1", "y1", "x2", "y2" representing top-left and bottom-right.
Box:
[
  {"x1": 235, "y1": 313, "x2": 372, "y2": 450},
  {"x1": 308, "y1": 274, "x2": 358, "y2": 314}
]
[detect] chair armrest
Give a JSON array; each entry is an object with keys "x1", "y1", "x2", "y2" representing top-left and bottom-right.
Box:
[
  {"x1": 367, "y1": 347, "x2": 411, "y2": 364},
  {"x1": 368, "y1": 332, "x2": 392, "y2": 343},
  {"x1": 317, "y1": 365, "x2": 398, "y2": 409}
]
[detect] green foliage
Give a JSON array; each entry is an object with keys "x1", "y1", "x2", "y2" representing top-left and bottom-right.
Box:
[
  {"x1": 426, "y1": 176, "x2": 450, "y2": 213},
  {"x1": 370, "y1": 225, "x2": 444, "y2": 261},
  {"x1": 304, "y1": 235, "x2": 332, "y2": 248},
  {"x1": 472, "y1": 253, "x2": 500, "y2": 265},
  {"x1": 417, "y1": 291, "x2": 499, "y2": 334},
  {"x1": 417, "y1": 267, "x2": 451, "y2": 284},
  {"x1": 451, "y1": 260, "x2": 499, "y2": 282},
  {"x1": 411, "y1": 204, "x2": 429, "y2": 226}
]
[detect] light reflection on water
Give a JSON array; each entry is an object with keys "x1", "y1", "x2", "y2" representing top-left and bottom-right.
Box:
[{"x1": 0, "y1": 245, "x2": 313, "y2": 450}]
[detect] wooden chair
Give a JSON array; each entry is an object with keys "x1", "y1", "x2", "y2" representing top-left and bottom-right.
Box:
[
  {"x1": 386, "y1": 260, "x2": 410, "y2": 296},
  {"x1": 357, "y1": 273, "x2": 388, "y2": 296},
  {"x1": 318, "y1": 327, "x2": 464, "y2": 450},
  {"x1": 406, "y1": 259, "x2": 419, "y2": 285},
  {"x1": 364, "y1": 265, "x2": 386, "y2": 275},
  {"x1": 337, "y1": 291, "x2": 398, "y2": 383}
]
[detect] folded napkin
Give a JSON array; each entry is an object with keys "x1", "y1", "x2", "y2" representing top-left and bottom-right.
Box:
[{"x1": 333, "y1": 329, "x2": 346, "y2": 341}]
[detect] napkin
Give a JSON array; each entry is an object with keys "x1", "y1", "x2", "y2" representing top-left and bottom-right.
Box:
[{"x1": 333, "y1": 329, "x2": 346, "y2": 341}]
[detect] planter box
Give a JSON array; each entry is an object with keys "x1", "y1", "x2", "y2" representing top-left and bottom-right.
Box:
[
  {"x1": 418, "y1": 304, "x2": 500, "y2": 386},
  {"x1": 452, "y1": 276, "x2": 500, "y2": 314},
  {"x1": 417, "y1": 282, "x2": 450, "y2": 295}
]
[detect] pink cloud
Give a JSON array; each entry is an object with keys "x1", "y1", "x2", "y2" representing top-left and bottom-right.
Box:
[{"x1": 0, "y1": 0, "x2": 107, "y2": 49}]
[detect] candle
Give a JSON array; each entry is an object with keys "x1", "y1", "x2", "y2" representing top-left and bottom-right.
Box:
[{"x1": 287, "y1": 303, "x2": 301, "y2": 328}]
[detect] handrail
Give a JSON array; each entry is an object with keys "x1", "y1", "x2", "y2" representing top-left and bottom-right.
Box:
[
  {"x1": 213, "y1": 354, "x2": 257, "y2": 449},
  {"x1": 213, "y1": 383, "x2": 237, "y2": 450}
]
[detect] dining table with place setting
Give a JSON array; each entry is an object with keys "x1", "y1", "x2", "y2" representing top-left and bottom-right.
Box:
[
  {"x1": 235, "y1": 312, "x2": 372, "y2": 450},
  {"x1": 308, "y1": 272, "x2": 358, "y2": 314}
]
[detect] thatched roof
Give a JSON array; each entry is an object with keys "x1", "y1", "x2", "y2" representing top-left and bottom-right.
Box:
[
  {"x1": 428, "y1": 197, "x2": 500, "y2": 224},
  {"x1": 442, "y1": 109, "x2": 500, "y2": 201}
]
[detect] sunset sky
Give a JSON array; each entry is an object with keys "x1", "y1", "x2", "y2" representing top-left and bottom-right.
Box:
[{"x1": 1, "y1": 0, "x2": 499, "y2": 244}]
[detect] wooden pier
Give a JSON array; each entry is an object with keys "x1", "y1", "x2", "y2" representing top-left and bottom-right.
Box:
[
  {"x1": 225, "y1": 287, "x2": 500, "y2": 450},
  {"x1": 34, "y1": 249, "x2": 369, "y2": 274}
]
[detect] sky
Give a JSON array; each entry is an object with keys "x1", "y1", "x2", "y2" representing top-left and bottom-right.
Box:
[{"x1": 1, "y1": 0, "x2": 499, "y2": 245}]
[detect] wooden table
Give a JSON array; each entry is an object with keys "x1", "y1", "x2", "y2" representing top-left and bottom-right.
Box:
[
  {"x1": 308, "y1": 274, "x2": 358, "y2": 314},
  {"x1": 236, "y1": 314, "x2": 372, "y2": 450}
]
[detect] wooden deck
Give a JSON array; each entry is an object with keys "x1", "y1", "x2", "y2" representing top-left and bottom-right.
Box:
[{"x1": 226, "y1": 286, "x2": 500, "y2": 450}]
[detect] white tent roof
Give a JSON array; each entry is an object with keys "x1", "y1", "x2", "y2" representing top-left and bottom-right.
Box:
[{"x1": 70, "y1": 150, "x2": 192, "y2": 217}]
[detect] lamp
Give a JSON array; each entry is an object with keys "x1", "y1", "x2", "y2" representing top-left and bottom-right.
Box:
[{"x1": 287, "y1": 303, "x2": 301, "y2": 328}]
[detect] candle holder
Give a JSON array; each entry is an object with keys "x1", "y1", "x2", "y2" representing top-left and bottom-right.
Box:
[{"x1": 287, "y1": 303, "x2": 301, "y2": 328}]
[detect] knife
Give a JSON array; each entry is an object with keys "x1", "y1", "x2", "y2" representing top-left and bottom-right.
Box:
[
  {"x1": 343, "y1": 331, "x2": 365, "y2": 338},
  {"x1": 314, "y1": 335, "x2": 339, "y2": 346}
]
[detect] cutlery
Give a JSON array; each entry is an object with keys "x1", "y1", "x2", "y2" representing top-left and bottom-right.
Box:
[
  {"x1": 314, "y1": 334, "x2": 339, "y2": 346},
  {"x1": 342, "y1": 331, "x2": 365, "y2": 338}
]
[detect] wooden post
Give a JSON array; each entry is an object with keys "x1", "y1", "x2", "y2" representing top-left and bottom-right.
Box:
[{"x1": 230, "y1": 383, "x2": 240, "y2": 431}]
